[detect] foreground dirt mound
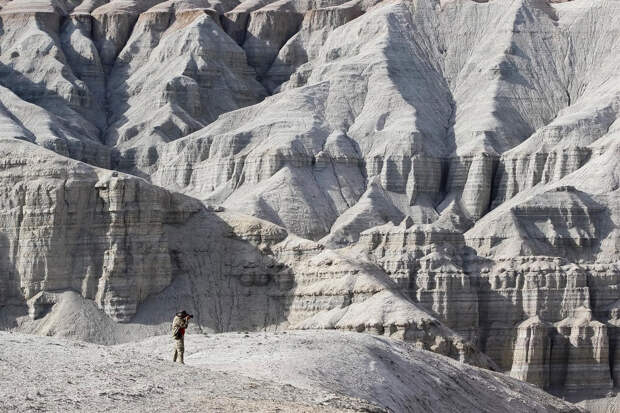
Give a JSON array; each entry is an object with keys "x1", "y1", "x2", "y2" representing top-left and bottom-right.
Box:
[{"x1": 0, "y1": 330, "x2": 582, "y2": 413}]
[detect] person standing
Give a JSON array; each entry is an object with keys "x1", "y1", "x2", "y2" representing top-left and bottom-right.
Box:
[{"x1": 172, "y1": 310, "x2": 193, "y2": 364}]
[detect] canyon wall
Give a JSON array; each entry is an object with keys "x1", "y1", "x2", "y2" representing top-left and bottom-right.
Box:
[{"x1": 0, "y1": 0, "x2": 618, "y2": 397}]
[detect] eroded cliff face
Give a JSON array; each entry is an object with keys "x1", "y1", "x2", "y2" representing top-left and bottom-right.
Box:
[
  {"x1": 0, "y1": 0, "x2": 618, "y2": 398},
  {"x1": 0, "y1": 139, "x2": 203, "y2": 321}
]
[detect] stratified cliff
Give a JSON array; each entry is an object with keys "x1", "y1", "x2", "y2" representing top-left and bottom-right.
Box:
[{"x1": 0, "y1": 0, "x2": 618, "y2": 399}]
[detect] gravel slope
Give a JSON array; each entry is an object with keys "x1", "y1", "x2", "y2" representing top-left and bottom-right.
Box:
[
  {"x1": 1, "y1": 330, "x2": 583, "y2": 413},
  {"x1": 0, "y1": 331, "x2": 377, "y2": 413}
]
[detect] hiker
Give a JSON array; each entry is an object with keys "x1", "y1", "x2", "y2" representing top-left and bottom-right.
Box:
[{"x1": 172, "y1": 310, "x2": 193, "y2": 364}]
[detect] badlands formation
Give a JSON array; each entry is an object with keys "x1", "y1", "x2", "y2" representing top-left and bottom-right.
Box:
[{"x1": 0, "y1": 0, "x2": 618, "y2": 409}]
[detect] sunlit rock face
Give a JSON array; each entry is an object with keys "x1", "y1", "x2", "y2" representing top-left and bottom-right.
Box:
[{"x1": 0, "y1": 0, "x2": 619, "y2": 397}]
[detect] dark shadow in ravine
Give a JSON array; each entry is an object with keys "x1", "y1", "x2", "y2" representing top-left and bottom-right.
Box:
[
  {"x1": 475, "y1": 280, "x2": 524, "y2": 372},
  {"x1": 0, "y1": 232, "x2": 28, "y2": 330},
  {"x1": 131, "y1": 203, "x2": 296, "y2": 336}
]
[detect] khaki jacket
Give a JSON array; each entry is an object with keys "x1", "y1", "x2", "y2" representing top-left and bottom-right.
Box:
[{"x1": 172, "y1": 315, "x2": 189, "y2": 339}]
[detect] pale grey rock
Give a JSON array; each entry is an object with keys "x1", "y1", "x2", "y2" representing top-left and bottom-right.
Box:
[
  {"x1": 105, "y1": 6, "x2": 267, "y2": 149},
  {"x1": 145, "y1": 1, "x2": 454, "y2": 240},
  {"x1": 0, "y1": 85, "x2": 110, "y2": 166},
  {"x1": 90, "y1": 1, "x2": 164, "y2": 70},
  {"x1": 447, "y1": 153, "x2": 497, "y2": 220},
  {"x1": 0, "y1": 5, "x2": 105, "y2": 129},
  {"x1": 320, "y1": 176, "x2": 409, "y2": 248},
  {"x1": 60, "y1": 13, "x2": 107, "y2": 119},
  {"x1": 263, "y1": 2, "x2": 364, "y2": 92},
  {"x1": 284, "y1": 247, "x2": 493, "y2": 367},
  {"x1": 510, "y1": 316, "x2": 552, "y2": 389},
  {"x1": 355, "y1": 222, "x2": 480, "y2": 342},
  {"x1": 0, "y1": 145, "x2": 489, "y2": 369},
  {"x1": 510, "y1": 308, "x2": 615, "y2": 393},
  {"x1": 0, "y1": 6, "x2": 110, "y2": 165},
  {"x1": 609, "y1": 300, "x2": 620, "y2": 387},
  {"x1": 178, "y1": 331, "x2": 583, "y2": 413},
  {"x1": 554, "y1": 307, "x2": 614, "y2": 393},
  {"x1": 243, "y1": 8, "x2": 303, "y2": 78},
  {"x1": 0, "y1": 0, "x2": 619, "y2": 401},
  {"x1": 0, "y1": 138, "x2": 201, "y2": 321}
]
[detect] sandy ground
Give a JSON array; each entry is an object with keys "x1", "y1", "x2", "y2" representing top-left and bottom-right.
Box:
[
  {"x1": 0, "y1": 331, "x2": 380, "y2": 412},
  {"x1": 0, "y1": 330, "x2": 585, "y2": 413}
]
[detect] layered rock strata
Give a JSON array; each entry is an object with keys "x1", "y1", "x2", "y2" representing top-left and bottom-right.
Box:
[
  {"x1": 0, "y1": 138, "x2": 200, "y2": 321},
  {"x1": 353, "y1": 185, "x2": 619, "y2": 392},
  {"x1": 0, "y1": 0, "x2": 618, "y2": 399},
  {"x1": 0, "y1": 139, "x2": 493, "y2": 368},
  {"x1": 510, "y1": 309, "x2": 614, "y2": 393}
]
